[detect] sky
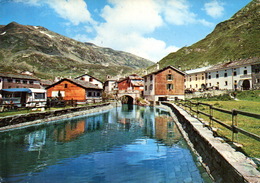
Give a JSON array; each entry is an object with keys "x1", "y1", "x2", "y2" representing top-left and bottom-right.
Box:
[{"x1": 0, "y1": 0, "x2": 252, "y2": 62}]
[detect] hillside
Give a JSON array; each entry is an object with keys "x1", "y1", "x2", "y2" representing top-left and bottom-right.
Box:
[
  {"x1": 156, "y1": 0, "x2": 260, "y2": 71},
  {"x1": 0, "y1": 22, "x2": 153, "y2": 81}
]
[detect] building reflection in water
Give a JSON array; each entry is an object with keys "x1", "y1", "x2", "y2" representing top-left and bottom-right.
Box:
[
  {"x1": 53, "y1": 114, "x2": 105, "y2": 142},
  {"x1": 25, "y1": 129, "x2": 46, "y2": 151}
]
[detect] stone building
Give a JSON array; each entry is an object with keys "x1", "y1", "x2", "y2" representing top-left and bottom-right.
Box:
[{"x1": 143, "y1": 66, "x2": 185, "y2": 102}]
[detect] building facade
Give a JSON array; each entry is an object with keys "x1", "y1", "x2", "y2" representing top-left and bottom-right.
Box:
[
  {"x1": 0, "y1": 72, "x2": 41, "y2": 90},
  {"x1": 252, "y1": 63, "x2": 260, "y2": 90},
  {"x1": 143, "y1": 66, "x2": 185, "y2": 102},
  {"x1": 205, "y1": 57, "x2": 259, "y2": 90},
  {"x1": 185, "y1": 66, "x2": 211, "y2": 91},
  {"x1": 75, "y1": 74, "x2": 103, "y2": 89},
  {"x1": 117, "y1": 74, "x2": 144, "y2": 92},
  {"x1": 46, "y1": 78, "x2": 102, "y2": 102}
]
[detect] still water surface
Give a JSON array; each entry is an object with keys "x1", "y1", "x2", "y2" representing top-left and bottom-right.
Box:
[{"x1": 0, "y1": 105, "x2": 212, "y2": 183}]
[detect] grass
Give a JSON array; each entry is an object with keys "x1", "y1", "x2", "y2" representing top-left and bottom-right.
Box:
[
  {"x1": 185, "y1": 91, "x2": 260, "y2": 159},
  {"x1": 0, "y1": 102, "x2": 105, "y2": 118}
]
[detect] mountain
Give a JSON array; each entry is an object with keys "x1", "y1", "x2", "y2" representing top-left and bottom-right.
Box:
[
  {"x1": 156, "y1": 0, "x2": 259, "y2": 71},
  {"x1": 0, "y1": 22, "x2": 153, "y2": 81}
]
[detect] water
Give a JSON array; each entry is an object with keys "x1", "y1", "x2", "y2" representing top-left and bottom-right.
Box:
[{"x1": 0, "y1": 105, "x2": 212, "y2": 183}]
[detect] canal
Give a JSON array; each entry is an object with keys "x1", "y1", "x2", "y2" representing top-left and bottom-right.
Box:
[{"x1": 0, "y1": 104, "x2": 212, "y2": 183}]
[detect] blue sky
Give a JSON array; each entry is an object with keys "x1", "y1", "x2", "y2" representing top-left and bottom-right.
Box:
[{"x1": 0, "y1": 0, "x2": 251, "y2": 62}]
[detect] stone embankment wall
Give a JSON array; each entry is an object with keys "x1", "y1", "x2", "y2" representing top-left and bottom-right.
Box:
[
  {"x1": 0, "y1": 102, "x2": 118, "y2": 131},
  {"x1": 161, "y1": 102, "x2": 260, "y2": 183},
  {"x1": 185, "y1": 90, "x2": 229, "y2": 99}
]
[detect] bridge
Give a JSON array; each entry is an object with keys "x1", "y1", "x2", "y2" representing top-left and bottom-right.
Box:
[{"x1": 116, "y1": 90, "x2": 142, "y2": 105}]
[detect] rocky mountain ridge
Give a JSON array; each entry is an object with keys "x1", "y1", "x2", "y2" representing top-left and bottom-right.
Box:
[{"x1": 0, "y1": 22, "x2": 153, "y2": 81}]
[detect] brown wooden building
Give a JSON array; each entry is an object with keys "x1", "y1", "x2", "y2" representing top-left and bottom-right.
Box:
[
  {"x1": 46, "y1": 78, "x2": 102, "y2": 102},
  {"x1": 143, "y1": 66, "x2": 185, "y2": 102}
]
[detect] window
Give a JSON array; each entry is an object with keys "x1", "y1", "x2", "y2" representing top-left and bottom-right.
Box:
[
  {"x1": 196, "y1": 84, "x2": 198, "y2": 88},
  {"x1": 167, "y1": 74, "x2": 173, "y2": 80},
  {"x1": 8, "y1": 79, "x2": 12, "y2": 83},
  {"x1": 167, "y1": 84, "x2": 173, "y2": 90},
  {"x1": 149, "y1": 84, "x2": 153, "y2": 90},
  {"x1": 15, "y1": 79, "x2": 20, "y2": 83},
  {"x1": 88, "y1": 92, "x2": 92, "y2": 97},
  {"x1": 195, "y1": 77, "x2": 197, "y2": 81},
  {"x1": 216, "y1": 74, "x2": 219, "y2": 78},
  {"x1": 244, "y1": 70, "x2": 248, "y2": 75},
  {"x1": 257, "y1": 79, "x2": 260, "y2": 83},
  {"x1": 23, "y1": 80, "x2": 27, "y2": 84},
  {"x1": 89, "y1": 78, "x2": 93, "y2": 82},
  {"x1": 202, "y1": 76, "x2": 204, "y2": 80},
  {"x1": 64, "y1": 84, "x2": 68, "y2": 88},
  {"x1": 144, "y1": 77, "x2": 147, "y2": 82},
  {"x1": 225, "y1": 81, "x2": 228, "y2": 86},
  {"x1": 29, "y1": 80, "x2": 33, "y2": 84},
  {"x1": 150, "y1": 75, "x2": 153, "y2": 81},
  {"x1": 224, "y1": 73, "x2": 227, "y2": 77},
  {"x1": 208, "y1": 75, "x2": 211, "y2": 79},
  {"x1": 233, "y1": 71, "x2": 237, "y2": 76},
  {"x1": 34, "y1": 93, "x2": 45, "y2": 99},
  {"x1": 145, "y1": 86, "x2": 147, "y2": 91},
  {"x1": 190, "y1": 78, "x2": 192, "y2": 81},
  {"x1": 97, "y1": 92, "x2": 100, "y2": 97}
]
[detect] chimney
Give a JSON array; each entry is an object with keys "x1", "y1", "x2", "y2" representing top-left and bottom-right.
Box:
[{"x1": 156, "y1": 63, "x2": 159, "y2": 70}]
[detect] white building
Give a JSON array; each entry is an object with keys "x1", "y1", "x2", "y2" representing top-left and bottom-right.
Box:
[
  {"x1": 205, "y1": 57, "x2": 260, "y2": 90},
  {"x1": 185, "y1": 66, "x2": 211, "y2": 91},
  {"x1": 75, "y1": 74, "x2": 103, "y2": 89}
]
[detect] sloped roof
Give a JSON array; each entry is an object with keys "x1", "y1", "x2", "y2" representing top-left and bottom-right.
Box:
[
  {"x1": 0, "y1": 72, "x2": 39, "y2": 80},
  {"x1": 206, "y1": 57, "x2": 260, "y2": 72},
  {"x1": 46, "y1": 78, "x2": 102, "y2": 90},
  {"x1": 131, "y1": 81, "x2": 144, "y2": 87},
  {"x1": 74, "y1": 73, "x2": 103, "y2": 84},
  {"x1": 185, "y1": 66, "x2": 212, "y2": 74},
  {"x1": 117, "y1": 74, "x2": 143, "y2": 83},
  {"x1": 143, "y1": 65, "x2": 186, "y2": 77}
]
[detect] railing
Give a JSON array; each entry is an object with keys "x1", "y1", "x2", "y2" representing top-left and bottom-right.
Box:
[{"x1": 173, "y1": 99, "x2": 260, "y2": 142}]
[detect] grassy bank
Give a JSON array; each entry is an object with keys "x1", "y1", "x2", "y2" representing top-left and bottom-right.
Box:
[{"x1": 188, "y1": 90, "x2": 260, "y2": 158}]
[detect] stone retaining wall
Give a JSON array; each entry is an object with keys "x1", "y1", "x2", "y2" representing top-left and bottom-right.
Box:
[
  {"x1": 0, "y1": 102, "x2": 117, "y2": 131},
  {"x1": 161, "y1": 102, "x2": 260, "y2": 183}
]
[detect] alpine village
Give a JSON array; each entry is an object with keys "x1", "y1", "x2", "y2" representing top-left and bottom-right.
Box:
[{"x1": 0, "y1": 0, "x2": 260, "y2": 183}]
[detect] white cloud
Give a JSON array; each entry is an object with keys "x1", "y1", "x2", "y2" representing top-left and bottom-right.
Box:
[
  {"x1": 101, "y1": 0, "x2": 163, "y2": 34},
  {"x1": 13, "y1": 0, "x2": 41, "y2": 6},
  {"x1": 204, "y1": 0, "x2": 224, "y2": 18},
  {"x1": 14, "y1": 0, "x2": 94, "y2": 25},
  {"x1": 46, "y1": 0, "x2": 94, "y2": 25},
  {"x1": 162, "y1": 0, "x2": 196, "y2": 25},
  {"x1": 160, "y1": 0, "x2": 213, "y2": 26},
  {"x1": 88, "y1": 0, "x2": 211, "y2": 61}
]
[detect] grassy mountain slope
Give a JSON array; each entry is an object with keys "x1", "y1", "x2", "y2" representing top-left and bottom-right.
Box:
[
  {"x1": 157, "y1": 0, "x2": 259, "y2": 71},
  {"x1": 0, "y1": 22, "x2": 153, "y2": 81}
]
